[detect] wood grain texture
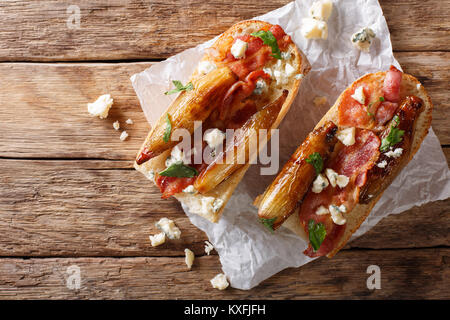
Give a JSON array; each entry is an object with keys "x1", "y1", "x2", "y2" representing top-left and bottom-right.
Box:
[
  {"x1": 0, "y1": 52, "x2": 448, "y2": 161},
  {"x1": 0, "y1": 0, "x2": 448, "y2": 62},
  {"x1": 0, "y1": 248, "x2": 448, "y2": 299},
  {"x1": 0, "y1": 0, "x2": 449, "y2": 300},
  {"x1": 0, "y1": 158, "x2": 448, "y2": 257}
]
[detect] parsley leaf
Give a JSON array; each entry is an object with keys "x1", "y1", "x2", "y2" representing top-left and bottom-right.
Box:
[
  {"x1": 308, "y1": 219, "x2": 327, "y2": 251},
  {"x1": 164, "y1": 80, "x2": 194, "y2": 95},
  {"x1": 260, "y1": 217, "x2": 277, "y2": 233},
  {"x1": 250, "y1": 30, "x2": 282, "y2": 59},
  {"x1": 379, "y1": 96, "x2": 385, "y2": 102},
  {"x1": 163, "y1": 113, "x2": 172, "y2": 143},
  {"x1": 380, "y1": 115, "x2": 404, "y2": 152},
  {"x1": 306, "y1": 152, "x2": 323, "y2": 175},
  {"x1": 159, "y1": 163, "x2": 198, "y2": 178}
]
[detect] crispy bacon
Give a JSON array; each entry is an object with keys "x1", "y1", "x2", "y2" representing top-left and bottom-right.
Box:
[
  {"x1": 235, "y1": 35, "x2": 264, "y2": 56},
  {"x1": 155, "y1": 162, "x2": 208, "y2": 199},
  {"x1": 217, "y1": 24, "x2": 291, "y2": 80},
  {"x1": 220, "y1": 70, "x2": 271, "y2": 120},
  {"x1": 382, "y1": 65, "x2": 402, "y2": 103},
  {"x1": 300, "y1": 130, "x2": 380, "y2": 257},
  {"x1": 227, "y1": 46, "x2": 272, "y2": 79},
  {"x1": 375, "y1": 101, "x2": 398, "y2": 126},
  {"x1": 156, "y1": 175, "x2": 197, "y2": 199}
]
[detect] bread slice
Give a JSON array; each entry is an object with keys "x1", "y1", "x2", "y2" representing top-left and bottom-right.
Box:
[
  {"x1": 135, "y1": 20, "x2": 311, "y2": 222},
  {"x1": 283, "y1": 70, "x2": 433, "y2": 257}
]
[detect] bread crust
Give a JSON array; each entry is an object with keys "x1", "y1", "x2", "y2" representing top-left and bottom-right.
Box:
[
  {"x1": 283, "y1": 70, "x2": 433, "y2": 258},
  {"x1": 135, "y1": 20, "x2": 311, "y2": 222}
]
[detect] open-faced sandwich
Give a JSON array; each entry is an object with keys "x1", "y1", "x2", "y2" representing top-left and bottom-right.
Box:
[
  {"x1": 255, "y1": 66, "x2": 433, "y2": 257},
  {"x1": 135, "y1": 20, "x2": 310, "y2": 222}
]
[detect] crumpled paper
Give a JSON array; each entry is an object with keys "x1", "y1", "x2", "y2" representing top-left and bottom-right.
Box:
[{"x1": 131, "y1": 0, "x2": 450, "y2": 290}]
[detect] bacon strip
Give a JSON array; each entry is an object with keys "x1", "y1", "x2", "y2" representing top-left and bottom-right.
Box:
[
  {"x1": 299, "y1": 130, "x2": 380, "y2": 257},
  {"x1": 375, "y1": 101, "x2": 398, "y2": 126},
  {"x1": 156, "y1": 175, "x2": 197, "y2": 199},
  {"x1": 382, "y1": 65, "x2": 402, "y2": 103},
  {"x1": 220, "y1": 70, "x2": 270, "y2": 120}
]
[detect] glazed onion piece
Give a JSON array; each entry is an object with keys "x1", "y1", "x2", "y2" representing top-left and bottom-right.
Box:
[
  {"x1": 194, "y1": 90, "x2": 288, "y2": 194},
  {"x1": 257, "y1": 121, "x2": 338, "y2": 230},
  {"x1": 136, "y1": 67, "x2": 237, "y2": 165},
  {"x1": 359, "y1": 96, "x2": 424, "y2": 203}
]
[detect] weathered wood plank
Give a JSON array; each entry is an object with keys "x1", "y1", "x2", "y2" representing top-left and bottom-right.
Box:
[
  {"x1": 0, "y1": 62, "x2": 152, "y2": 159},
  {"x1": 0, "y1": 159, "x2": 448, "y2": 257},
  {"x1": 380, "y1": 0, "x2": 450, "y2": 52},
  {"x1": 396, "y1": 52, "x2": 450, "y2": 143},
  {"x1": 0, "y1": 52, "x2": 448, "y2": 160},
  {"x1": 0, "y1": 0, "x2": 448, "y2": 61},
  {"x1": 0, "y1": 248, "x2": 447, "y2": 299}
]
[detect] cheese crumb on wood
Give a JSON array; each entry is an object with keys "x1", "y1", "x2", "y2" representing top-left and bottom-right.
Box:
[
  {"x1": 113, "y1": 121, "x2": 120, "y2": 130},
  {"x1": 119, "y1": 131, "x2": 129, "y2": 141},
  {"x1": 155, "y1": 217, "x2": 181, "y2": 240},
  {"x1": 149, "y1": 232, "x2": 166, "y2": 247},
  {"x1": 87, "y1": 94, "x2": 114, "y2": 119},
  {"x1": 125, "y1": 118, "x2": 133, "y2": 125},
  {"x1": 210, "y1": 273, "x2": 229, "y2": 290},
  {"x1": 184, "y1": 248, "x2": 195, "y2": 270}
]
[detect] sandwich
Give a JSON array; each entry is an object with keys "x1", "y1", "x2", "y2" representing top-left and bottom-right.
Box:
[
  {"x1": 255, "y1": 66, "x2": 433, "y2": 257},
  {"x1": 135, "y1": 20, "x2": 310, "y2": 222}
]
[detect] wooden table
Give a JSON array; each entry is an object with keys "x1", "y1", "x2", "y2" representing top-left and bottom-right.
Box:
[{"x1": 0, "y1": 0, "x2": 448, "y2": 299}]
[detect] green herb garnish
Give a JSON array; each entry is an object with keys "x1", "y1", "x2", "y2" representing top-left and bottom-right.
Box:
[
  {"x1": 308, "y1": 219, "x2": 327, "y2": 251},
  {"x1": 159, "y1": 163, "x2": 198, "y2": 178},
  {"x1": 163, "y1": 113, "x2": 172, "y2": 143},
  {"x1": 250, "y1": 30, "x2": 282, "y2": 59},
  {"x1": 260, "y1": 217, "x2": 277, "y2": 233},
  {"x1": 379, "y1": 96, "x2": 385, "y2": 102},
  {"x1": 380, "y1": 115, "x2": 404, "y2": 152},
  {"x1": 305, "y1": 152, "x2": 323, "y2": 175},
  {"x1": 164, "y1": 80, "x2": 194, "y2": 95}
]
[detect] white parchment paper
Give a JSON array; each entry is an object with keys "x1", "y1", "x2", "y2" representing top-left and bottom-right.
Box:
[{"x1": 131, "y1": 0, "x2": 450, "y2": 290}]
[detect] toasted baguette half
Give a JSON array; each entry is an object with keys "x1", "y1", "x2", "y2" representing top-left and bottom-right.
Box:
[
  {"x1": 282, "y1": 69, "x2": 433, "y2": 257},
  {"x1": 135, "y1": 20, "x2": 311, "y2": 222}
]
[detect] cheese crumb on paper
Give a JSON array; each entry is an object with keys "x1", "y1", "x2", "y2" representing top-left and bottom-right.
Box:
[{"x1": 313, "y1": 96, "x2": 328, "y2": 107}]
